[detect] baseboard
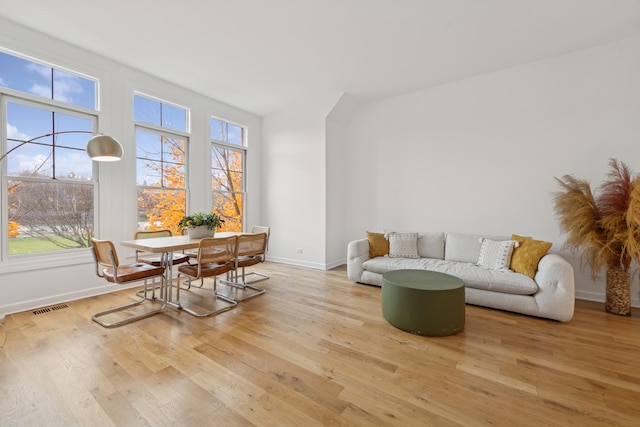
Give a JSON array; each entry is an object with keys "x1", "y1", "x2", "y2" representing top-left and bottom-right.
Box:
[
  {"x1": 575, "y1": 290, "x2": 640, "y2": 308},
  {"x1": 0, "y1": 282, "x2": 141, "y2": 319},
  {"x1": 575, "y1": 290, "x2": 605, "y2": 303},
  {"x1": 266, "y1": 256, "x2": 327, "y2": 270},
  {"x1": 326, "y1": 258, "x2": 346, "y2": 270}
]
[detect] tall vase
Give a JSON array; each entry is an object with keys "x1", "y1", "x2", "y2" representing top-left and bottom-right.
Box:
[{"x1": 605, "y1": 268, "x2": 631, "y2": 316}]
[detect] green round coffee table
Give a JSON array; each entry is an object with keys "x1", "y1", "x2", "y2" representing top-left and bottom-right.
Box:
[{"x1": 382, "y1": 269, "x2": 465, "y2": 336}]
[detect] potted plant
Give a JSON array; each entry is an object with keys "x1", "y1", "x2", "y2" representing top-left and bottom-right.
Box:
[
  {"x1": 552, "y1": 158, "x2": 640, "y2": 316},
  {"x1": 178, "y1": 212, "x2": 225, "y2": 239}
]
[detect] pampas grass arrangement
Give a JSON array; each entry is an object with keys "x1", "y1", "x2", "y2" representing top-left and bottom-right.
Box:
[{"x1": 553, "y1": 158, "x2": 640, "y2": 316}]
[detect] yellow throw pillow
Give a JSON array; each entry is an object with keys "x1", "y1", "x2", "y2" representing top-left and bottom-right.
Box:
[
  {"x1": 510, "y1": 234, "x2": 552, "y2": 278},
  {"x1": 367, "y1": 231, "x2": 389, "y2": 258}
]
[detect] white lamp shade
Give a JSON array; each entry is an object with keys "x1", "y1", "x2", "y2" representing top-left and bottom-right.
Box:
[{"x1": 86, "y1": 134, "x2": 123, "y2": 162}]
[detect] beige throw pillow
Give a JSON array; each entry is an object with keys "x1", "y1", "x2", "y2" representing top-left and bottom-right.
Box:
[
  {"x1": 477, "y1": 238, "x2": 519, "y2": 271},
  {"x1": 388, "y1": 232, "x2": 419, "y2": 258}
]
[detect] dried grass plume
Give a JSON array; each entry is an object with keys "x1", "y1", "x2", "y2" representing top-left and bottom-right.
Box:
[{"x1": 552, "y1": 159, "x2": 640, "y2": 276}]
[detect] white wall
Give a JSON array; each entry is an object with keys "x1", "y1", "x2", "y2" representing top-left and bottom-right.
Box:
[
  {"x1": 325, "y1": 117, "x2": 346, "y2": 269},
  {"x1": 262, "y1": 93, "x2": 342, "y2": 269},
  {"x1": 326, "y1": 94, "x2": 362, "y2": 268},
  {"x1": 343, "y1": 36, "x2": 640, "y2": 306},
  {"x1": 0, "y1": 18, "x2": 262, "y2": 316}
]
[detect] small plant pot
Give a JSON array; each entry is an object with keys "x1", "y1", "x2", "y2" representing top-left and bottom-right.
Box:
[{"x1": 187, "y1": 226, "x2": 215, "y2": 239}]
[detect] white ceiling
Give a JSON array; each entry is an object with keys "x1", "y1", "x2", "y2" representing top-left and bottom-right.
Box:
[{"x1": 1, "y1": 0, "x2": 639, "y2": 116}]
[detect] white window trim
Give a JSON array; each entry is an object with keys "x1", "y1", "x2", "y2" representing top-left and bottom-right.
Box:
[{"x1": 1, "y1": 93, "x2": 99, "y2": 262}]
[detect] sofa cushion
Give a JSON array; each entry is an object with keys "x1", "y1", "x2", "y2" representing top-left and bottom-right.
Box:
[
  {"x1": 444, "y1": 233, "x2": 483, "y2": 263},
  {"x1": 510, "y1": 234, "x2": 552, "y2": 278},
  {"x1": 366, "y1": 231, "x2": 389, "y2": 258},
  {"x1": 362, "y1": 257, "x2": 538, "y2": 295},
  {"x1": 437, "y1": 260, "x2": 538, "y2": 295},
  {"x1": 388, "y1": 232, "x2": 419, "y2": 258},
  {"x1": 364, "y1": 256, "x2": 437, "y2": 274},
  {"x1": 444, "y1": 233, "x2": 509, "y2": 263},
  {"x1": 417, "y1": 232, "x2": 445, "y2": 259},
  {"x1": 477, "y1": 238, "x2": 518, "y2": 271}
]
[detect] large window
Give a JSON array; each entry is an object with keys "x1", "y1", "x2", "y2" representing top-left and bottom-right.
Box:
[
  {"x1": 211, "y1": 117, "x2": 246, "y2": 232},
  {"x1": 1, "y1": 50, "x2": 98, "y2": 257},
  {"x1": 134, "y1": 93, "x2": 188, "y2": 235}
]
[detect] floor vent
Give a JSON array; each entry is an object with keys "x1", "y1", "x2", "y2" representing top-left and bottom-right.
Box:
[{"x1": 33, "y1": 303, "x2": 69, "y2": 315}]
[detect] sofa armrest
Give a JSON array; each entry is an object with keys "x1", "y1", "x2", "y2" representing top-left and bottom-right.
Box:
[
  {"x1": 347, "y1": 238, "x2": 370, "y2": 282},
  {"x1": 533, "y1": 253, "x2": 575, "y2": 321}
]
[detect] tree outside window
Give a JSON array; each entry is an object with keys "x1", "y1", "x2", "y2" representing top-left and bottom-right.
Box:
[
  {"x1": 134, "y1": 94, "x2": 188, "y2": 234},
  {"x1": 211, "y1": 117, "x2": 246, "y2": 232}
]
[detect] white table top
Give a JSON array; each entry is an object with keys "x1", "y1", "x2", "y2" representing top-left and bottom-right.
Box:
[{"x1": 121, "y1": 232, "x2": 240, "y2": 253}]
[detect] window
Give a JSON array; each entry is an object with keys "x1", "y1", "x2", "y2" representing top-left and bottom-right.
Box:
[
  {"x1": 134, "y1": 93, "x2": 187, "y2": 132},
  {"x1": 1, "y1": 50, "x2": 98, "y2": 257},
  {"x1": 211, "y1": 117, "x2": 246, "y2": 232},
  {"x1": 0, "y1": 51, "x2": 97, "y2": 109},
  {"x1": 134, "y1": 93, "x2": 188, "y2": 235},
  {"x1": 211, "y1": 118, "x2": 243, "y2": 146}
]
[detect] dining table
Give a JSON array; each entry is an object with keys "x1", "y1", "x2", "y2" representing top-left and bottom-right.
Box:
[{"x1": 120, "y1": 232, "x2": 240, "y2": 313}]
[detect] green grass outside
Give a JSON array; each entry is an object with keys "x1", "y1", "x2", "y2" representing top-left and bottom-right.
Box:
[{"x1": 9, "y1": 236, "x2": 86, "y2": 255}]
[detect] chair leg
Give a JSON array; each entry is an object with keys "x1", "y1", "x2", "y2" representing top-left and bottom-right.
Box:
[
  {"x1": 93, "y1": 279, "x2": 165, "y2": 328},
  {"x1": 187, "y1": 277, "x2": 205, "y2": 288},
  {"x1": 240, "y1": 270, "x2": 270, "y2": 285},
  {"x1": 218, "y1": 267, "x2": 266, "y2": 302},
  {"x1": 136, "y1": 252, "x2": 171, "y2": 301},
  {"x1": 172, "y1": 275, "x2": 237, "y2": 317},
  {"x1": 135, "y1": 276, "x2": 162, "y2": 300}
]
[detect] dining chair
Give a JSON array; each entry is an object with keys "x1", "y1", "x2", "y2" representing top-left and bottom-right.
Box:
[
  {"x1": 245, "y1": 225, "x2": 270, "y2": 283},
  {"x1": 219, "y1": 232, "x2": 268, "y2": 301},
  {"x1": 90, "y1": 238, "x2": 166, "y2": 328},
  {"x1": 175, "y1": 235, "x2": 238, "y2": 316},
  {"x1": 134, "y1": 229, "x2": 190, "y2": 300}
]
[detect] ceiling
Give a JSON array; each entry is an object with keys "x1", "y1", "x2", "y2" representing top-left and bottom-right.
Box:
[{"x1": 1, "y1": 0, "x2": 639, "y2": 117}]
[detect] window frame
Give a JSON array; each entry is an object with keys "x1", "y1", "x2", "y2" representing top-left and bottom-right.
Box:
[
  {"x1": 133, "y1": 91, "x2": 190, "y2": 133},
  {"x1": 0, "y1": 47, "x2": 99, "y2": 111},
  {"x1": 1, "y1": 91, "x2": 99, "y2": 262},
  {"x1": 211, "y1": 116, "x2": 247, "y2": 232},
  {"x1": 133, "y1": 92, "x2": 190, "y2": 233}
]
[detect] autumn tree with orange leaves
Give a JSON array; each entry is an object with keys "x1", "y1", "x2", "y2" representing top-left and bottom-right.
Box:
[
  {"x1": 138, "y1": 134, "x2": 245, "y2": 235},
  {"x1": 212, "y1": 145, "x2": 244, "y2": 232},
  {"x1": 137, "y1": 135, "x2": 186, "y2": 235}
]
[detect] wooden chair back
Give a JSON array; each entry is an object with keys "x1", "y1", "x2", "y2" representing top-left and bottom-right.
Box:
[
  {"x1": 237, "y1": 233, "x2": 268, "y2": 259},
  {"x1": 91, "y1": 238, "x2": 119, "y2": 271},
  {"x1": 197, "y1": 235, "x2": 238, "y2": 265},
  {"x1": 133, "y1": 229, "x2": 176, "y2": 264},
  {"x1": 134, "y1": 229, "x2": 172, "y2": 239},
  {"x1": 178, "y1": 235, "x2": 238, "y2": 280},
  {"x1": 251, "y1": 226, "x2": 270, "y2": 251}
]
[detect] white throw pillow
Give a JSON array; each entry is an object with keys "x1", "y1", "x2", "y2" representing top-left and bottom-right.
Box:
[
  {"x1": 417, "y1": 232, "x2": 445, "y2": 259},
  {"x1": 477, "y1": 238, "x2": 519, "y2": 271},
  {"x1": 387, "y1": 232, "x2": 419, "y2": 258},
  {"x1": 445, "y1": 233, "x2": 486, "y2": 263}
]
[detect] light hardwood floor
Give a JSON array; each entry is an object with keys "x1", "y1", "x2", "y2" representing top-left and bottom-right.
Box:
[{"x1": 1, "y1": 262, "x2": 639, "y2": 426}]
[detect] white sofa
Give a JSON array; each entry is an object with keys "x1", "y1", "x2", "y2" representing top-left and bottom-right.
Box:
[{"x1": 347, "y1": 232, "x2": 575, "y2": 322}]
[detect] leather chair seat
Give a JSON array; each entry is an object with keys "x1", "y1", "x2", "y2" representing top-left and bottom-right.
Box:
[
  {"x1": 178, "y1": 261, "x2": 234, "y2": 278},
  {"x1": 102, "y1": 263, "x2": 166, "y2": 283}
]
